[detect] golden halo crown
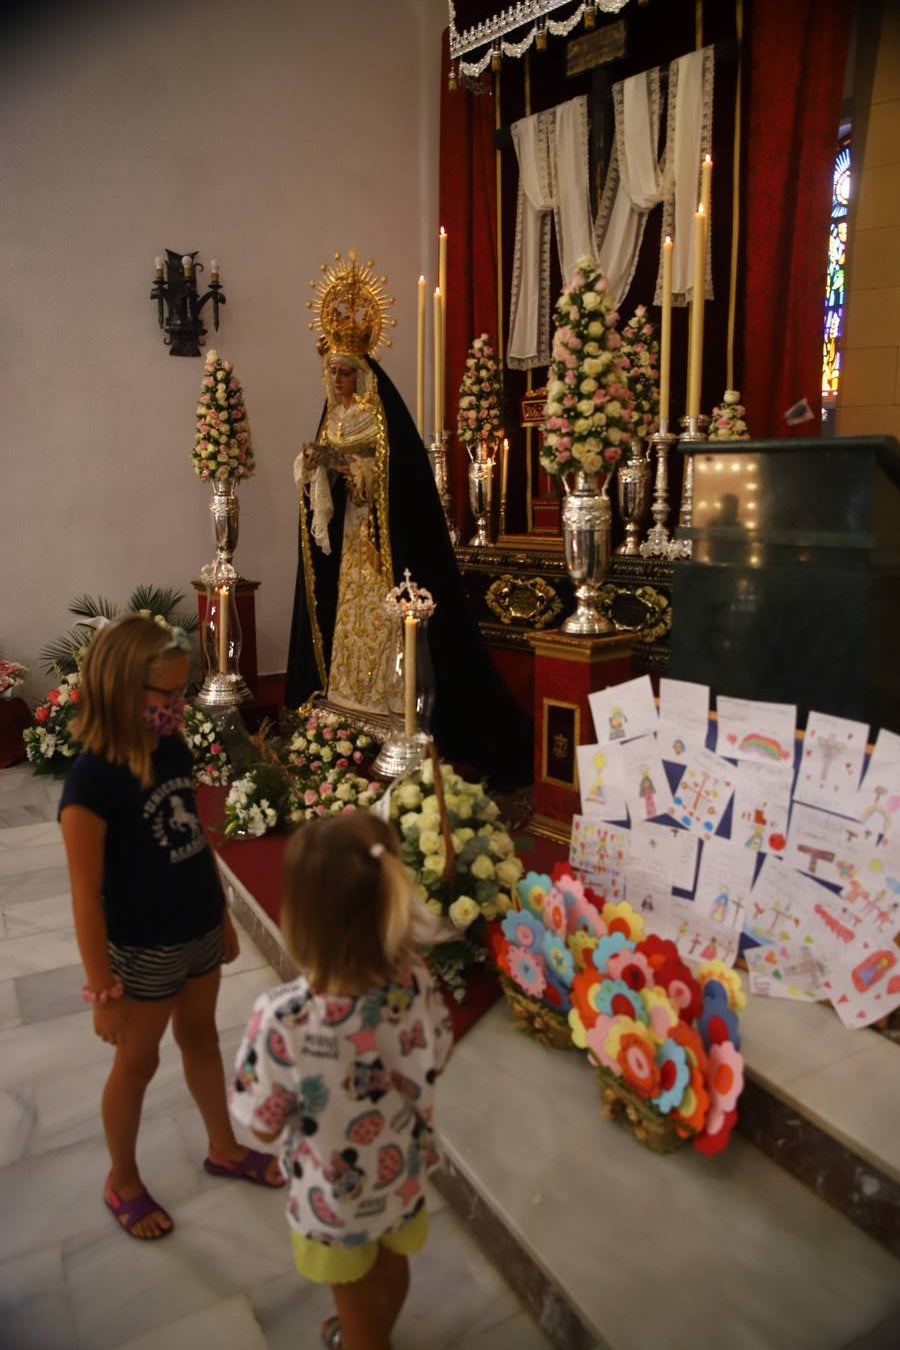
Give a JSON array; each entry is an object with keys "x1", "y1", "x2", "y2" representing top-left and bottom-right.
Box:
[{"x1": 307, "y1": 249, "x2": 397, "y2": 360}]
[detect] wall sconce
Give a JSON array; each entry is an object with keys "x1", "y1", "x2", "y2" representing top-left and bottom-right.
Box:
[{"x1": 150, "y1": 249, "x2": 226, "y2": 356}]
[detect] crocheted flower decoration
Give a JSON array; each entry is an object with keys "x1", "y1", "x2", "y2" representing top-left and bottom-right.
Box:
[
  {"x1": 501, "y1": 909, "x2": 545, "y2": 951},
  {"x1": 606, "y1": 948, "x2": 655, "y2": 992},
  {"x1": 698, "y1": 960, "x2": 746, "y2": 1011},
  {"x1": 698, "y1": 980, "x2": 742, "y2": 1051},
  {"x1": 602, "y1": 899, "x2": 645, "y2": 942},
  {"x1": 543, "y1": 932, "x2": 575, "y2": 986},
  {"x1": 591, "y1": 931, "x2": 635, "y2": 975},
  {"x1": 517, "y1": 872, "x2": 551, "y2": 920},
  {"x1": 652, "y1": 1041, "x2": 691, "y2": 1115},
  {"x1": 504, "y1": 944, "x2": 546, "y2": 1000}
]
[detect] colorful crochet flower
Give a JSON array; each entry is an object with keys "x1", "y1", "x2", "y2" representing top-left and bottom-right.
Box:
[
  {"x1": 603, "y1": 1014, "x2": 655, "y2": 1066},
  {"x1": 602, "y1": 899, "x2": 645, "y2": 942},
  {"x1": 591, "y1": 931, "x2": 635, "y2": 975},
  {"x1": 652, "y1": 1040, "x2": 691, "y2": 1115},
  {"x1": 698, "y1": 981, "x2": 742, "y2": 1051},
  {"x1": 606, "y1": 948, "x2": 655, "y2": 992},
  {"x1": 595, "y1": 979, "x2": 646, "y2": 1024},
  {"x1": 568, "y1": 1006, "x2": 589, "y2": 1049},
  {"x1": 571, "y1": 969, "x2": 605, "y2": 1029},
  {"x1": 671, "y1": 1065, "x2": 711, "y2": 1137},
  {"x1": 501, "y1": 909, "x2": 545, "y2": 951},
  {"x1": 636, "y1": 932, "x2": 680, "y2": 973},
  {"x1": 667, "y1": 1019, "x2": 709, "y2": 1073},
  {"x1": 550, "y1": 864, "x2": 606, "y2": 936},
  {"x1": 584, "y1": 1013, "x2": 619, "y2": 1071},
  {"x1": 543, "y1": 884, "x2": 569, "y2": 937},
  {"x1": 704, "y1": 1041, "x2": 744, "y2": 1135},
  {"x1": 542, "y1": 963, "x2": 572, "y2": 1010},
  {"x1": 640, "y1": 986, "x2": 680, "y2": 1040},
  {"x1": 543, "y1": 931, "x2": 575, "y2": 986},
  {"x1": 617, "y1": 1033, "x2": 661, "y2": 1099},
  {"x1": 504, "y1": 944, "x2": 546, "y2": 1000},
  {"x1": 517, "y1": 872, "x2": 551, "y2": 920},
  {"x1": 698, "y1": 960, "x2": 747, "y2": 1011},
  {"x1": 694, "y1": 1108, "x2": 739, "y2": 1156},
  {"x1": 569, "y1": 931, "x2": 599, "y2": 970},
  {"x1": 655, "y1": 956, "x2": 702, "y2": 1021}
]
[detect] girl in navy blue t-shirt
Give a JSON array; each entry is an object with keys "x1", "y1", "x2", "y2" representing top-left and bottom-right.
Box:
[{"x1": 59, "y1": 614, "x2": 284, "y2": 1241}]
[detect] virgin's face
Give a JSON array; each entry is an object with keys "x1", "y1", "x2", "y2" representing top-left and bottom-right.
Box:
[{"x1": 329, "y1": 361, "x2": 358, "y2": 406}]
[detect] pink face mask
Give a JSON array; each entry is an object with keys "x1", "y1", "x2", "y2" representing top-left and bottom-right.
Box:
[{"x1": 143, "y1": 697, "x2": 186, "y2": 738}]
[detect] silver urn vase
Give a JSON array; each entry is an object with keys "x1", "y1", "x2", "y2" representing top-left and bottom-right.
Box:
[
  {"x1": 210, "y1": 477, "x2": 240, "y2": 563},
  {"x1": 467, "y1": 445, "x2": 495, "y2": 547},
  {"x1": 561, "y1": 468, "x2": 614, "y2": 635},
  {"x1": 616, "y1": 454, "x2": 653, "y2": 556}
]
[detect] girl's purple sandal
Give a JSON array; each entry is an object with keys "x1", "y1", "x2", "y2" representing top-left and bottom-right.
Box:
[
  {"x1": 104, "y1": 1185, "x2": 174, "y2": 1240},
  {"x1": 203, "y1": 1148, "x2": 285, "y2": 1187}
]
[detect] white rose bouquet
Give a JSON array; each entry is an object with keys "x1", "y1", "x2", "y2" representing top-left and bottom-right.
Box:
[
  {"x1": 223, "y1": 763, "x2": 293, "y2": 839},
  {"x1": 456, "y1": 333, "x2": 504, "y2": 453},
  {"x1": 388, "y1": 756, "x2": 524, "y2": 933},
  {"x1": 285, "y1": 711, "x2": 379, "y2": 777},
  {"x1": 289, "y1": 766, "x2": 385, "y2": 823},
  {"x1": 23, "y1": 673, "x2": 82, "y2": 776},
  {"x1": 0, "y1": 659, "x2": 27, "y2": 699},
  {"x1": 193, "y1": 349, "x2": 256, "y2": 482},
  {"x1": 618, "y1": 305, "x2": 660, "y2": 452},
  {"x1": 708, "y1": 389, "x2": 750, "y2": 440},
  {"x1": 183, "y1": 704, "x2": 233, "y2": 787},
  {"x1": 541, "y1": 257, "x2": 633, "y2": 480}
]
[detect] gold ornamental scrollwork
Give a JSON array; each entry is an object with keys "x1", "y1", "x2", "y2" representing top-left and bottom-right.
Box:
[
  {"x1": 485, "y1": 574, "x2": 563, "y2": 629},
  {"x1": 595, "y1": 583, "x2": 671, "y2": 644}
]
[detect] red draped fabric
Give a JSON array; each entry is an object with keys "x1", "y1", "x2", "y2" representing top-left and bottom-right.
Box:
[
  {"x1": 439, "y1": 30, "x2": 500, "y2": 535},
  {"x1": 740, "y1": 0, "x2": 851, "y2": 437}
]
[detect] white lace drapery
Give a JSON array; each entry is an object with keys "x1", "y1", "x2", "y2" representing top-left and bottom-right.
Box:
[
  {"x1": 507, "y1": 95, "x2": 594, "y2": 370},
  {"x1": 656, "y1": 45, "x2": 715, "y2": 306},
  {"x1": 593, "y1": 67, "x2": 664, "y2": 310}
]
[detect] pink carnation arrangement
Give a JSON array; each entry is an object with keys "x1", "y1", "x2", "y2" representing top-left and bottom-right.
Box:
[
  {"x1": 193, "y1": 349, "x2": 256, "y2": 482},
  {"x1": 618, "y1": 305, "x2": 660, "y2": 451},
  {"x1": 457, "y1": 333, "x2": 504, "y2": 453},
  {"x1": 541, "y1": 257, "x2": 634, "y2": 480}
]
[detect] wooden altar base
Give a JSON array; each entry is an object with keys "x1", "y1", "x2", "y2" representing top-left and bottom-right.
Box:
[{"x1": 198, "y1": 788, "x2": 900, "y2": 1348}]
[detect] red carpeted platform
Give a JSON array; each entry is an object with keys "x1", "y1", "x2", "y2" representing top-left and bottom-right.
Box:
[{"x1": 196, "y1": 785, "x2": 536, "y2": 1040}]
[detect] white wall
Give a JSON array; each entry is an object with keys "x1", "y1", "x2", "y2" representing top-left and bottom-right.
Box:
[{"x1": 1, "y1": 0, "x2": 446, "y2": 696}]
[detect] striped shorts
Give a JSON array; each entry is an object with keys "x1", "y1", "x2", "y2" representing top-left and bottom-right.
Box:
[{"x1": 107, "y1": 925, "x2": 224, "y2": 1001}]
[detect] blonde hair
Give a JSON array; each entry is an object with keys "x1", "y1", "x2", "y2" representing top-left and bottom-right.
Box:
[
  {"x1": 281, "y1": 811, "x2": 415, "y2": 994},
  {"x1": 72, "y1": 614, "x2": 184, "y2": 788}
]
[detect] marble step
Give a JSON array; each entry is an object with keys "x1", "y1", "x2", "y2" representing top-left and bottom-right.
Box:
[
  {"x1": 220, "y1": 853, "x2": 900, "y2": 1262},
  {"x1": 434, "y1": 1002, "x2": 900, "y2": 1350}
]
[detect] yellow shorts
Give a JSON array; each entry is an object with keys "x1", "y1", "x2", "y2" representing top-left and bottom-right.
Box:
[{"x1": 291, "y1": 1204, "x2": 429, "y2": 1285}]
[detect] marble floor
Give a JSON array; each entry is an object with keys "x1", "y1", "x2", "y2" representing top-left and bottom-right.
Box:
[{"x1": 0, "y1": 763, "x2": 553, "y2": 1350}]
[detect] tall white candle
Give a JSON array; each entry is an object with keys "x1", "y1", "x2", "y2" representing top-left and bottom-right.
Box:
[
  {"x1": 659, "y1": 235, "x2": 673, "y2": 429},
  {"x1": 416, "y1": 276, "x2": 426, "y2": 438},
  {"x1": 433, "y1": 287, "x2": 443, "y2": 437},
  {"x1": 438, "y1": 229, "x2": 447, "y2": 432},
  {"x1": 404, "y1": 613, "x2": 417, "y2": 736},
  {"x1": 687, "y1": 206, "x2": 706, "y2": 420},
  {"x1": 216, "y1": 589, "x2": 229, "y2": 674},
  {"x1": 700, "y1": 154, "x2": 713, "y2": 222}
]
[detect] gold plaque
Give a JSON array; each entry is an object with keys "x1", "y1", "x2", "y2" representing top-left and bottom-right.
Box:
[{"x1": 566, "y1": 19, "x2": 626, "y2": 76}]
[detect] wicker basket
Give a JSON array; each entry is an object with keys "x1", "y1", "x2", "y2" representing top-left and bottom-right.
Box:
[
  {"x1": 595, "y1": 1066, "x2": 689, "y2": 1153},
  {"x1": 499, "y1": 974, "x2": 575, "y2": 1050}
]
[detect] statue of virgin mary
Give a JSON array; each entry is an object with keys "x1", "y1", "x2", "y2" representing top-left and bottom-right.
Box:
[{"x1": 285, "y1": 251, "x2": 531, "y2": 785}]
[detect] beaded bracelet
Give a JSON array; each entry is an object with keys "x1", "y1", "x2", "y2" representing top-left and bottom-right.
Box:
[{"x1": 82, "y1": 979, "x2": 125, "y2": 1006}]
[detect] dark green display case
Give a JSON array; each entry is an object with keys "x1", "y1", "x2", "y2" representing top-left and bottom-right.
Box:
[{"x1": 668, "y1": 435, "x2": 900, "y2": 730}]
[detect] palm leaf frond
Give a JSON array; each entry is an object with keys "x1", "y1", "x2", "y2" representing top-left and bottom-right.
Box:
[
  {"x1": 39, "y1": 626, "x2": 93, "y2": 677},
  {"x1": 68, "y1": 593, "x2": 120, "y2": 620},
  {"x1": 129, "y1": 585, "x2": 188, "y2": 619}
]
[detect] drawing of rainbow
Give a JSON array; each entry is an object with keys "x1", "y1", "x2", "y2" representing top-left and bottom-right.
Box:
[{"x1": 739, "y1": 732, "x2": 791, "y2": 761}]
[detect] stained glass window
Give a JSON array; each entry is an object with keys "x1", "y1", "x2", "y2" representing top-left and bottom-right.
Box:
[{"x1": 822, "y1": 136, "x2": 850, "y2": 404}]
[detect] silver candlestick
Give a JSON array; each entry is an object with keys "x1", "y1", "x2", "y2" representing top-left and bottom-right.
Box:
[
  {"x1": 669, "y1": 414, "x2": 708, "y2": 559},
  {"x1": 428, "y1": 431, "x2": 458, "y2": 546},
  {"x1": 467, "y1": 442, "x2": 496, "y2": 547},
  {"x1": 639, "y1": 425, "x2": 677, "y2": 558}
]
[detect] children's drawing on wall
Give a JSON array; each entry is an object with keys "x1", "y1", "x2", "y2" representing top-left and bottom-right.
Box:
[
  {"x1": 835, "y1": 838, "x2": 900, "y2": 935},
  {"x1": 650, "y1": 896, "x2": 740, "y2": 967},
  {"x1": 782, "y1": 802, "x2": 861, "y2": 888},
  {"x1": 732, "y1": 758, "x2": 792, "y2": 857},
  {"x1": 617, "y1": 735, "x2": 669, "y2": 825},
  {"x1": 588, "y1": 674, "x2": 658, "y2": 746},
  {"x1": 629, "y1": 820, "x2": 699, "y2": 893},
  {"x1": 715, "y1": 694, "x2": 797, "y2": 765},
  {"x1": 854, "y1": 727, "x2": 900, "y2": 850},
  {"x1": 692, "y1": 835, "x2": 756, "y2": 933},
  {"x1": 668, "y1": 746, "x2": 735, "y2": 838},
  {"x1": 569, "y1": 815, "x2": 629, "y2": 902},
  {"x1": 793, "y1": 710, "x2": 869, "y2": 816},
  {"x1": 576, "y1": 743, "x2": 628, "y2": 822},
  {"x1": 744, "y1": 943, "x2": 828, "y2": 1002},
  {"x1": 657, "y1": 677, "x2": 710, "y2": 761},
  {"x1": 746, "y1": 854, "x2": 869, "y2": 956},
  {"x1": 821, "y1": 936, "x2": 900, "y2": 1028}
]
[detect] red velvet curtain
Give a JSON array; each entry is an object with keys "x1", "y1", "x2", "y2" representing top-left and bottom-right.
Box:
[
  {"x1": 439, "y1": 31, "x2": 500, "y2": 534},
  {"x1": 741, "y1": 0, "x2": 851, "y2": 437}
]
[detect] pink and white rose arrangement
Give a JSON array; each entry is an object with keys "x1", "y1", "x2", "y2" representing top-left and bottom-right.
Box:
[
  {"x1": 541, "y1": 257, "x2": 634, "y2": 480},
  {"x1": 618, "y1": 305, "x2": 660, "y2": 451},
  {"x1": 457, "y1": 333, "x2": 504, "y2": 453},
  {"x1": 193, "y1": 349, "x2": 256, "y2": 482},
  {"x1": 0, "y1": 659, "x2": 27, "y2": 699}
]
